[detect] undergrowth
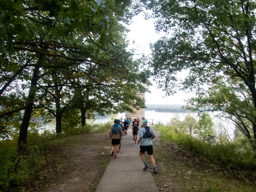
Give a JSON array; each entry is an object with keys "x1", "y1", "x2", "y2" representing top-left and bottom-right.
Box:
[
  {"x1": 0, "y1": 122, "x2": 111, "y2": 191},
  {"x1": 154, "y1": 123, "x2": 256, "y2": 172}
]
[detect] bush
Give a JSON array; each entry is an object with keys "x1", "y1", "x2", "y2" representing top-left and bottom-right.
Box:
[
  {"x1": 91, "y1": 122, "x2": 112, "y2": 133},
  {"x1": 155, "y1": 123, "x2": 256, "y2": 170}
]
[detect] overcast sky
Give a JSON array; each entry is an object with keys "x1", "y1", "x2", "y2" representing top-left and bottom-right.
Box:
[{"x1": 126, "y1": 14, "x2": 191, "y2": 105}]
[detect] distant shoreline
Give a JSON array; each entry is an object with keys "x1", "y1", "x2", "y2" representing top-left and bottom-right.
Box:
[{"x1": 146, "y1": 104, "x2": 188, "y2": 113}]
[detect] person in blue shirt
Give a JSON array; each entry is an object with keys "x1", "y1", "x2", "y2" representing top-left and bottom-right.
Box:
[
  {"x1": 137, "y1": 119, "x2": 157, "y2": 174},
  {"x1": 127, "y1": 118, "x2": 131, "y2": 129},
  {"x1": 118, "y1": 119, "x2": 124, "y2": 152}
]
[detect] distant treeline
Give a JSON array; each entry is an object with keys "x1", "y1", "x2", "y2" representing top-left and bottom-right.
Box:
[{"x1": 146, "y1": 104, "x2": 188, "y2": 113}]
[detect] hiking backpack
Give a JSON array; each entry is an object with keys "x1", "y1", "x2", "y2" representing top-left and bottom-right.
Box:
[
  {"x1": 143, "y1": 126, "x2": 154, "y2": 139},
  {"x1": 112, "y1": 124, "x2": 119, "y2": 134}
]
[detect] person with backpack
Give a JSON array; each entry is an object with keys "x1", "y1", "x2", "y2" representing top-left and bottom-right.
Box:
[
  {"x1": 136, "y1": 117, "x2": 140, "y2": 126},
  {"x1": 137, "y1": 119, "x2": 157, "y2": 174},
  {"x1": 123, "y1": 119, "x2": 129, "y2": 135},
  {"x1": 117, "y1": 119, "x2": 124, "y2": 152},
  {"x1": 132, "y1": 121, "x2": 139, "y2": 143},
  {"x1": 109, "y1": 119, "x2": 123, "y2": 159},
  {"x1": 127, "y1": 118, "x2": 131, "y2": 130}
]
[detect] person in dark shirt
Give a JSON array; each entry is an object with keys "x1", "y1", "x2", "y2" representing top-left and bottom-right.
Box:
[{"x1": 132, "y1": 121, "x2": 139, "y2": 143}]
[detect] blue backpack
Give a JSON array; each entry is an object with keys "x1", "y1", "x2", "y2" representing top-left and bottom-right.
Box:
[{"x1": 113, "y1": 124, "x2": 119, "y2": 134}]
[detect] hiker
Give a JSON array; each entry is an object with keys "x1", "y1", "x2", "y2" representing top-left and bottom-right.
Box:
[
  {"x1": 132, "y1": 118, "x2": 137, "y2": 126},
  {"x1": 132, "y1": 121, "x2": 139, "y2": 143},
  {"x1": 127, "y1": 118, "x2": 131, "y2": 129},
  {"x1": 118, "y1": 119, "x2": 124, "y2": 152},
  {"x1": 137, "y1": 119, "x2": 157, "y2": 174},
  {"x1": 123, "y1": 119, "x2": 129, "y2": 135},
  {"x1": 109, "y1": 119, "x2": 123, "y2": 159},
  {"x1": 136, "y1": 117, "x2": 140, "y2": 126}
]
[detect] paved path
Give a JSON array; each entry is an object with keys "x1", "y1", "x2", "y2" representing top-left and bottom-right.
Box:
[{"x1": 96, "y1": 130, "x2": 159, "y2": 192}]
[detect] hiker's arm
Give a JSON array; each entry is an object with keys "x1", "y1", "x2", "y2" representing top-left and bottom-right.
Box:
[
  {"x1": 137, "y1": 129, "x2": 143, "y2": 143},
  {"x1": 151, "y1": 129, "x2": 156, "y2": 139},
  {"x1": 119, "y1": 126, "x2": 123, "y2": 135}
]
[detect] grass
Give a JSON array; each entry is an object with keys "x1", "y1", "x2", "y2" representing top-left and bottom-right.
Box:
[
  {"x1": 152, "y1": 124, "x2": 256, "y2": 192},
  {"x1": 0, "y1": 121, "x2": 112, "y2": 191},
  {"x1": 155, "y1": 123, "x2": 256, "y2": 171}
]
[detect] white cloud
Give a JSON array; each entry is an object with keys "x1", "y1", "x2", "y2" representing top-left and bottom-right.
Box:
[{"x1": 127, "y1": 14, "x2": 193, "y2": 105}]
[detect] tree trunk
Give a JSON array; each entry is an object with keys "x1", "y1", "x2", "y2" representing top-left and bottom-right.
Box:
[
  {"x1": 18, "y1": 62, "x2": 41, "y2": 152},
  {"x1": 81, "y1": 107, "x2": 86, "y2": 126},
  {"x1": 56, "y1": 112, "x2": 62, "y2": 134},
  {"x1": 55, "y1": 84, "x2": 62, "y2": 134}
]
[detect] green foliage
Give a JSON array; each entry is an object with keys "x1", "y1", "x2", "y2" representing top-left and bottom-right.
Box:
[
  {"x1": 0, "y1": 0, "x2": 150, "y2": 149},
  {"x1": 91, "y1": 122, "x2": 112, "y2": 133},
  {"x1": 62, "y1": 109, "x2": 81, "y2": 133},
  {"x1": 155, "y1": 122, "x2": 256, "y2": 170},
  {"x1": 197, "y1": 112, "x2": 215, "y2": 144},
  {"x1": 142, "y1": 0, "x2": 256, "y2": 154},
  {"x1": 0, "y1": 132, "x2": 48, "y2": 191},
  {"x1": 0, "y1": 139, "x2": 17, "y2": 191}
]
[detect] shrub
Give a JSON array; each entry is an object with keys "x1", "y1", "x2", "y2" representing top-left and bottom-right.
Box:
[{"x1": 155, "y1": 123, "x2": 256, "y2": 170}]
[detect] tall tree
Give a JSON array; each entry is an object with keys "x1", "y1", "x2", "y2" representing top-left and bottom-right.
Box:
[
  {"x1": 142, "y1": 0, "x2": 256, "y2": 154},
  {"x1": 1, "y1": 0, "x2": 141, "y2": 149}
]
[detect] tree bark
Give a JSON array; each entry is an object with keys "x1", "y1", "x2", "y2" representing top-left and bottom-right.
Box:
[
  {"x1": 81, "y1": 107, "x2": 86, "y2": 126},
  {"x1": 18, "y1": 59, "x2": 41, "y2": 152},
  {"x1": 56, "y1": 112, "x2": 62, "y2": 134},
  {"x1": 55, "y1": 83, "x2": 62, "y2": 134}
]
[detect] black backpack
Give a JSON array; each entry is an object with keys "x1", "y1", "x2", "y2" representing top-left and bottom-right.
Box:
[{"x1": 143, "y1": 126, "x2": 154, "y2": 139}]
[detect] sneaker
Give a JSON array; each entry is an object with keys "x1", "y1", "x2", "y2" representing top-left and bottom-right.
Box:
[
  {"x1": 143, "y1": 165, "x2": 149, "y2": 171},
  {"x1": 111, "y1": 151, "x2": 114, "y2": 156},
  {"x1": 153, "y1": 168, "x2": 158, "y2": 174}
]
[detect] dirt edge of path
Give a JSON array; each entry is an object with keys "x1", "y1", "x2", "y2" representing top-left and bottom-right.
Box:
[{"x1": 25, "y1": 132, "x2": 112, "y2": 192}]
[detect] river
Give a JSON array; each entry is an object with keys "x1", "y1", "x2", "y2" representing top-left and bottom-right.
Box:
[
  {"x1": 42, "y1": 110, "x2": 235, "y2": 140},
  {"x1": 93, "y1": 110, "x2": 235, "y2": 140}
]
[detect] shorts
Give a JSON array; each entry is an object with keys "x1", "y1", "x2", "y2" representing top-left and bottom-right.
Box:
[
  {"x1": 112, "y1": 139, "x2": 120, "y2": 146},
  {"x1": 133, "y1": 131, "x2": 138, "y2": 135},
  {"x1": 140, "y1": 145, "x2": 153, "y2": 155}
]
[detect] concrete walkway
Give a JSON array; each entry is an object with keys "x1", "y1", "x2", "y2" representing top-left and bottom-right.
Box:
[{"x1": 96, "y1": 130, "x2": 159, "y2": 192}]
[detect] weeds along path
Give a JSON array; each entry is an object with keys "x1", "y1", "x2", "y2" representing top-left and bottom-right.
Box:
[
  {"x1": 26, "y1": 133, "x2": 112, "y2": 192},
  {"x1": 152, "y1": 129, "x2": 256, "y2": 192}
]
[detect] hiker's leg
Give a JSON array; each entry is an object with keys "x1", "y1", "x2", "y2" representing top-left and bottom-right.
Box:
[
  {"x1": 111, "y1": 139, "x2": 114, "y2": 156},
  {"x1": 149, "y1": 155, "x2": 156, "y2": 166},
  {"x1": 139, "y1": 152, "x2": 146, "y2": 162},
  {"x1": 139, "y1": 151, "x2": 149, "y2": 170},
  {"x1": 119, "y1": 142, "x2": 121, "y2": 152},
  {"x1": 112, "y1": 145, "x2": 116, "y2": 158},
  {"x1": 114, "y1": 145, "x2": 118, "y2": 154}
]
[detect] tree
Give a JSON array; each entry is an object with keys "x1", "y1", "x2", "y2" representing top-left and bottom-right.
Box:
[
  {"x1": 1, "y1": 0, "x2": 150, "y2": 151},
  {"x1": 197, "y1": 112, "x2": 215, "y2": 144},
  {"x1": 142, "y1": 0, "x2": 256, "y2": 155},
  {"x1": 183, "y1": 114, "x2": 197, "y2": 136}
]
